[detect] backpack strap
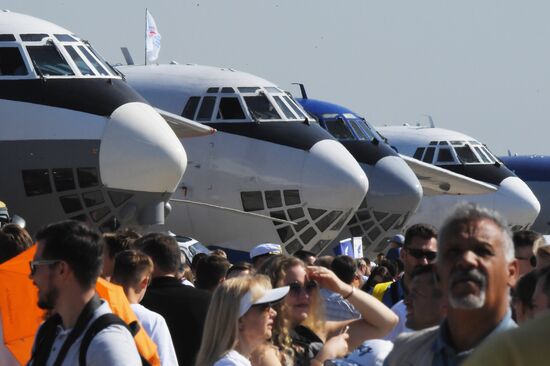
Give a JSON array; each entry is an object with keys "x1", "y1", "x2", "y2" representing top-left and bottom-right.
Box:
[
  {"x1": 78, "y1": 313, "x2": 127, "y2": 366},
  {"x1": 28, "y1": 314, "x2": 62, "y2": 366}
]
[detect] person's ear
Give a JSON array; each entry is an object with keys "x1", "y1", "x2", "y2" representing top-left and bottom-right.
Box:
[
  {"x1": 507, "y1": 259, "x2": 519, "y2": 288},
  {"x1": 139, "y1": 275, "x2": 150, "y2": 290}
]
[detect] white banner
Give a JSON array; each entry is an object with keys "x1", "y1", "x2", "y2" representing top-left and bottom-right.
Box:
[{"x1": 146, "y1": 10, "x2": 161, "y2": 63}]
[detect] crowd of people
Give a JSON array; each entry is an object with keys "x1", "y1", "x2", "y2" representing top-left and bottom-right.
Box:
[{"x1": 0, "y1": 201, "x2": 549, "y2": 365}]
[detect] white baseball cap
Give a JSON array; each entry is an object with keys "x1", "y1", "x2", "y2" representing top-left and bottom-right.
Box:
[
  {"x1": 250, "y1": 243, "x2": 282, "y2": 259},
  {"x1": 238, "y1": 286, "x2": 289, "y2": 317}
]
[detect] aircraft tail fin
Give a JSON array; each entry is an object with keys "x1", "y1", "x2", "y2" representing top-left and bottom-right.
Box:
[{"x1": 121, "y1": 47, "x2": 135, "y2": 65}]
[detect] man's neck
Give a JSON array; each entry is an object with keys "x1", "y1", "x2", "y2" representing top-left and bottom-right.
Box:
[
  {"x1": 445, "y1": 304, "x2": 508, "y2": 352},
  {"x1": 57, "y1": 289, "x2": 96, "y2": 329}
]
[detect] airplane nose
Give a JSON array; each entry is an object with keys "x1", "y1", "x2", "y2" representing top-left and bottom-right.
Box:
[
  {"x1": 99, "y1": 102, "x2": 187, "y2": 193},
  {"x1": 497, "y1": 176, "x2": 540, "y2": 229},
  {"x1": 301, "y1": 140, "x2": 368, "y2": 211},
  {"x1": 365, "y1": 155, "x2": 422, "y2": 214}
]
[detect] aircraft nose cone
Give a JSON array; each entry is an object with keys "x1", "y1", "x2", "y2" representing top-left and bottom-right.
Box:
[
  {"x1": 99, "y1": 102, "x2": 187, "y2": 193},
  {"x1": 365, "y1": 155, "x2": 422, "y2": 214},
  {"x1": 301, "y1": 140, "x2": 369, "y2": 211},
  {"x1": 497, "y1": 176, "x2": 540, "y2": 228}
]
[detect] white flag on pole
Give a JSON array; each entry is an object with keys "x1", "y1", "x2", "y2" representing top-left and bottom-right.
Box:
[{"x1": 146, "y1": 10, "x2": 161, "y2": 63}]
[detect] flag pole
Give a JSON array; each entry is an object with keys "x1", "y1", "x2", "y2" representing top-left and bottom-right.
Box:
[{"x1": 144, "y1": 8, "x2": 147, "y2": 65}]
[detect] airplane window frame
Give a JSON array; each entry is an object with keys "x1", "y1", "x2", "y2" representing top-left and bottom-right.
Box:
[
  {"x1": 349, "y1": 118, "x2": 377, "y2": 142},
  {"x1": 77, "y1": 45, "x2": 109, "y2": 76},
  {"x1": 217, "y1": 96, "x2": 246, "y2": 120},
  {"x1": 26, "y1": 44, "x2": 75, "y2": 77},
  {"x1": 413, "y1": 147, "x2": 425, "y2": 160},
  {"x1": 454, "y1": 144, "x2": 480, "y2": 164},
  {"x1": 474, "y1": 146, "x2": 491, "y2": 163},
  {"x1": 273, "y1": 95, "x2": 298, "y2": 119},
  {"x1": 243, "y1": 94, "x2": 282, "y2": 121},
  {"x1": 196, "y1": 96, "x2": 217, "y2": 121},
  {"x1": 0, "y1": 45, "x2": 30, "y2": 77},
  {"x1": 64, "y1": 45, "x2": 94, "y2": 76},
  {"x1": 423, "y1": 147, "x2": 436, "y2": 163},
  {"x1": 324, "y1": 118, "x2": 356, "y2": 141},
  {"x1": 436, "y1": 147, "x2": 456, "y2": 164},
  {"x1": 347, "y1": 119, "x2": 370, "y2": 141},
  {"x1": 181, "y1": 96, "x2": 201, "y2": 120}
]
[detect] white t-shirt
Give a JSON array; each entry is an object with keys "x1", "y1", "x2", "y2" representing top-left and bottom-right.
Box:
[
  {"x1": 29, "y1": 301, "x2": 141, "y2": 366},
  {"x1": 384, "y1": 300, "x2": 412, "y2": 342},
  {"x1": 131, "y1": 303, "x2": 179, "y2": 366},
  {"x1": 214, "y1": 350, "x2": 251, "y2": 366}
]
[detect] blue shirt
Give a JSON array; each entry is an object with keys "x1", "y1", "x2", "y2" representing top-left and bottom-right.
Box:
[{"x1": 431, "y1": 310, "x2": 517, "y2": 366}]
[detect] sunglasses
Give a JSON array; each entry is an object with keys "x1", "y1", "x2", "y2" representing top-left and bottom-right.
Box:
[
  {"x1": 516, "y1": 255, "x2": 537, "y2": 267},
  {"x1": 252, "y1": 302, "x2": 275, "y2": 312},
  {"x1": 288, "y1": 280, "x2": 318, "y2": 296},
  {"x1": 29, "y1": 259, "x2": 61, "y2": 276},
  {"x1": 406, "y1": 248, "x2": 437, "y2": 261}
]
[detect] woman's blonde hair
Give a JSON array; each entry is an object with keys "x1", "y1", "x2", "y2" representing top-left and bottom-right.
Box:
[
  {"x1": 194, "y1": 275, "x2": 272, "y2": 366},
  {"x1": 258, "y1": 255, "x2": 325, "y2": 362}
]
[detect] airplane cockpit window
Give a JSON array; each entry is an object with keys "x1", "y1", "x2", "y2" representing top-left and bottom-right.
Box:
[
  {"x1": 238, "y1": 87, "x2": 260, "y2": 93},
  {"x1": 282, "y1": 95, "x2": 307, "y2": 119},
  {"x1": 26, "y1": 45, "x2": 74, "y2": 76},
  {"x1": 54, "y1": 34, "x2": 77, "y2": 42},
  {"x1": 324, "y1": 119, "x2": 355, "y2": 141},
  {"x1": 0, "y1": 34, "x2": 16, "y2": 41},
  {"x1": 218, "y1": 97, "x2": 245, "y2": 120},
  {"x1": 273, "y1": 96, "x2": 297, "y2": 119},
  {"x1": 0, "y1": 47, "x2": 28, "y2": 75},
  {"x1": 197, "y1": 96, "x2": 216, "y2": 121},
  {"x1": 221, "y1": 87, "x2": 234, "y2": 93},
  {"x1": 77, "y1": 45, "x2": 109, "y2": 75},
  {"x1": 64, "y1": 46, "x2": 93, "y2": 75},
  {"x1": 181, "y1": 96, "x2": 201, "y2": 119},
  {"x1": 413, "y1": 147, "x2": 425, "y2": 160},
  {"x1": 20, "y1": 34, "x2": 48, "y2": 42},
  {"x1": 454, "y1": 144, "x2": 479, "y2": 164},
  {"x1": 207, "y1": 87, "x2": 219, "y2": 93},
  {"x1": 436, "y1": 147, "x2": 455, "y2": 163},
  {"x1": 423, "y1": 147, "x2": 435, "y2": 163},
  {"x1": 347, "y1": 119, "x2": 371, "y2": 141},
  {"x1": 243, "y1": 95, "x2": 282, "y2": 120},
  {"x1": 474, "y1": 146, "x2": 491, "y2": 163}
]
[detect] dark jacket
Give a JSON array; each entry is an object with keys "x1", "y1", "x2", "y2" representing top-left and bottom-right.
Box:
[{"x1": 140, "y1": 276, "x2": 211, "y2": 366}]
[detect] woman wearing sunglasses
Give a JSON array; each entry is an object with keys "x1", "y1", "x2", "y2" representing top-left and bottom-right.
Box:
[
  {"x1": 195, "y1": 275, "x2": 289, "y2": 366},
  {"x1": 254, "y1": 256, "x2": 398, "y2": 366}
]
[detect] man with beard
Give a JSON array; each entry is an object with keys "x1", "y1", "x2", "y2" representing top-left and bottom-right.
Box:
[
  {"x1": 384, "y1": 203, "x2": 518, "y2": 366},
  {"x1": 28, "y1": 221, "x2": 141, "y2": 366}
]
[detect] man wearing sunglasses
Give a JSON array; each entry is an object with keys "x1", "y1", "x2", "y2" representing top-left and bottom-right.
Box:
[
  {"x1": 385, "y1": 203, "x2": 518, "y2": 366},
  {"x1": 381, "y1": 223, "x2": 438, "y2": 341},
  {"x1": 513, "y1": 230, "x2": 541, "y2": 276},
  {"x1": 376, "y1": 224, "x2": 438, "y2": 308},
  {"x1": 28, "y1": 220, "x2": 141, "y2": 366}
]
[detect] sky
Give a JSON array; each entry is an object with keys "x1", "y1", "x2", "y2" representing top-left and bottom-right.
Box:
[{"x1": 6, "y1": 0, "x2": 550, "y2": 155}]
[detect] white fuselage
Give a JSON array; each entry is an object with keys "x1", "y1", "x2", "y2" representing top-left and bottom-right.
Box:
[
  {"x1": 121, "y1": 64, "x2": 369, "y2": 258},
  {"x1": 377, "y1": 125, "x2": 540, "y2": 231}
]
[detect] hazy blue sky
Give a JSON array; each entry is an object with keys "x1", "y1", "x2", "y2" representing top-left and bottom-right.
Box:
[{"x1": 6, "y1": 1, "x2": 550, "y2": 155}]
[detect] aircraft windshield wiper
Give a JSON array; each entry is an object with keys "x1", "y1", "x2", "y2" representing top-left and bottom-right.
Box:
[{"x1": 32, "y1": 59, "x2": 46, "y2": 82}]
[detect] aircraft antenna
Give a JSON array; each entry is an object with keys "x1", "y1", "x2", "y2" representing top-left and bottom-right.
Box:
[
  {"x1": 170, "y1": 198, "x2": 298, "y2": 226},
  {"x1": 121, "y1": 47, "x2": 135, "y2": 65},
  {"x1": 291, "y1": 83, "x2": 308, "y2": 99}
]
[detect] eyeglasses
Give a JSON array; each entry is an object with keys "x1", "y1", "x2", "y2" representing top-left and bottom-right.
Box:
[
  {"x1": 252, "y1": 302, "x2": 275, "y2": 312},
  {"x1": 406, "y1": 248, "x2": 437, "y2": 261},
  {"x1": 29, "y1": 259, "x2": 61, "y2": 275},
  {"x1": 288, "y1": 280, "x2": 318, "y2": 296},
  {"x1": 516, "y1": 255, "x2": 537, "y2": 267}
]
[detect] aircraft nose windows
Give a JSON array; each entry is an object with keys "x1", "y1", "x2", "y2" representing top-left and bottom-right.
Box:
[{"x1": 0, "y1": 47, "x2": 28, "y2": 75}]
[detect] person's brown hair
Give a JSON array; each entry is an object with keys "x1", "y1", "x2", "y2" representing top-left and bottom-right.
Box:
[{"x1": 112, "y1": 249, "x2": 153, "y2": 288}]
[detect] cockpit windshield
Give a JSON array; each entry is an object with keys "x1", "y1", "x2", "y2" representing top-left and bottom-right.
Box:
[
  {"x1": 0, "y1": 33, "x2": 119, "y2": 79},
  {"x1": 244, "y1": 94, "x2": 282, "y2": 120},
  {"x1": 413, "y1": 140, "x2": 499, "y2": 165},
  {"x1": 27, "y1": 45, "x2": 74, "y2": 76},
  {"x1": 180, "y1": 85, "x2": 315, "y2": 123}
]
